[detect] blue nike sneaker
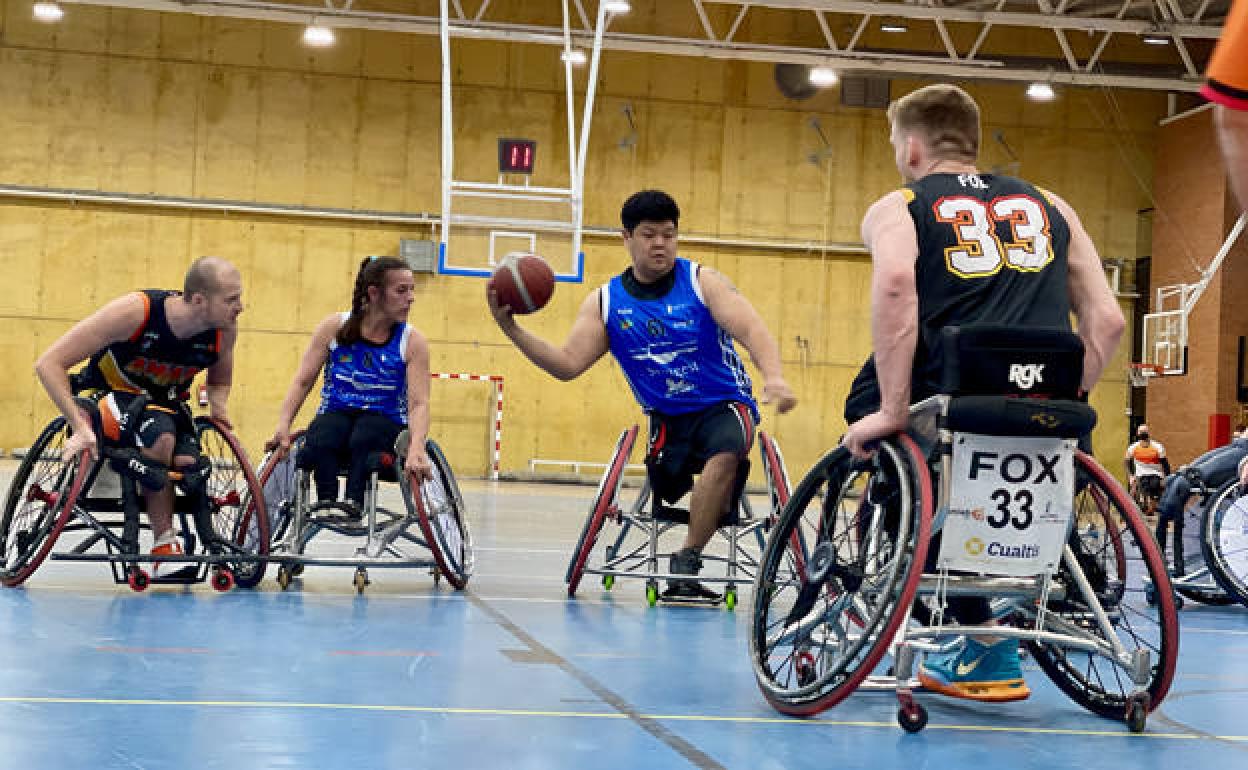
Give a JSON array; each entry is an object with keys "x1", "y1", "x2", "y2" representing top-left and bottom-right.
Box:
[{"x1": 918, "y1": 637, "x2": 1031, "y2": 702}]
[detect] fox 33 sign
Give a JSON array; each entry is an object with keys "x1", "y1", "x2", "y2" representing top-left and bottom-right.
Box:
[{"x1": 939, "y1": 434, "x2": 1076, "y2": 577}]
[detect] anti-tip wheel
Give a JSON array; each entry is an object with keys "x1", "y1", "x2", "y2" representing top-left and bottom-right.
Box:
[
  {"x1": 899, "y1": 704, "x2": 929, "y2": 733},
  {"x1": 1125, "y1": 694, "x2": 1150, "y2": 733},
  {"x1": 354, "y1": 568, "x2": 369, "y2": 594},
  {"x1": 211, "y1": 568, "x2": 235, "y2": 592},
  {"x1": 127, "y1": 568, "x2": 150, "y2": 593},
  {"x1": 725, "y1": 586, "x2": 738, "y2": 611},
  {"x1": 276, "y1": 566, "x2": 292, "y2": 591},
  {"x1": 646, "y1": 581, "x2": 658, "y2": 607}
]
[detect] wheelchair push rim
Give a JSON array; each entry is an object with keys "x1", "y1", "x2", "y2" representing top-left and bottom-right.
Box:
[
  {"x1": 400, "y1": 437, "x2": 473, "y2": 590},
  {"x1": 1, "y1": 417, "x2": 90, "y2": 587},
  {"x1": 566, "y1": 425, "x2": 639, "y2": 597},
  {"x1": 1024, "y1": 450, "x2": 1180, "y2": 720},
  {"x1": 196, "y1": 417, "x2": 270, "y2": 589},
  {"x1": 749, "y1": 435, "x2": 933, "y2": 715}
]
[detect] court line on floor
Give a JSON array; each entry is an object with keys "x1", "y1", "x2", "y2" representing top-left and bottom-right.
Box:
[
  {"x1": 466, "y1": 594, "x2": 727, "y2": 770},
  {"x1": 0, "y1": 695, "x2": 1243, "y2": 741}
]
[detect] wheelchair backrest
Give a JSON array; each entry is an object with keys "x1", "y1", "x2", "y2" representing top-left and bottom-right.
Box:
[{"x1": 940, "y1": 325, "x2": 1083, "y2": 399}]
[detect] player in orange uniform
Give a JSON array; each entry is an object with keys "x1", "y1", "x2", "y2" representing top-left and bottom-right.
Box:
[{"x1": 1124, "y1": 424, "x2": 1170, "y2": 516}]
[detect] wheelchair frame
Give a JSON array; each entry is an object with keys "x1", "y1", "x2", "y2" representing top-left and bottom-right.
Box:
[
  {"x1": 260, "y1": 430, "x2": 473, "y2": 593},
  {"x1": 749, "y1": 395, "x2": 1180, "y2": 733},
  {"x1": 1201, "y1": 479, "x2": 1248, "y2": 607},
  {"x1": 565, "y1": 426, "x2": 791, "y2": 610},
  {"x1": 0, "y1": 414, "x2": 270, "y2": 592}
]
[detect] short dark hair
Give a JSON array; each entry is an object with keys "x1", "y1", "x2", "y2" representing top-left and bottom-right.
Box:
[
  {"x1": 887, "y1": 84, "x2": 981, "y2": 163},
  {"x1": 183, "y1": 256, "x2": 224, "y2": 299},
  {"x1": 621, "y1": 190, "x2": 680, "y2": 233}
]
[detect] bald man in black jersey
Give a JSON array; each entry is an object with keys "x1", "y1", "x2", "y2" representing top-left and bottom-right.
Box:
[
  {"x1": 842, "y1": 84, "x2": 1125, "y2": 702},
  {"x1": 35, "y1": 257, "x2": 244, "y2": 573}
]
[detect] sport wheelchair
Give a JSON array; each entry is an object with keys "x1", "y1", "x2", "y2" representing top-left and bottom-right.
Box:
[
  {"x1": 749, "y1": 326, "x2": 1179, "y2": 733},
  {"x1": 258, "y1": 430, "x2": 472, "y2": 593},
  {"x1": 0, "y1": 400, "x2": 269, "y2": 591},
  {"x1": 565, "y1": 424, "x2": 791, "y2": 610},
  {"x1": 1200, "y1": 477, "x2": 1248, "y2": 607},
  {"x1": 1145, "y1": 466, "x2": 1238, "y2": 608}
]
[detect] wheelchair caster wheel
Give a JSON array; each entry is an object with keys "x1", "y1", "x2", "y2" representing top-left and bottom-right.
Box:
[
  {"x1": 276, "y1": 566, "x2": 292, "y2": 591},
  {"x1": 898, "y1": 703, "x2": 928, "y2": 733},
  {"x1": 725, "y1": 586, "x2": 737, "y2": 611},
  {"x1": 211, "y1": 569, "x2": 235, "y2": 592},
  {"x1": 646, "y1": 581, "x2": 658, "y2": 607},
  {"x1": 354, "y1": 568, "x2": 369, "y2": 594},
  {"x1": 290, "y1": 563, "x2": 304, "y2": 578},
  {"x1": 127, "y1": 568, "x2": 150, "y2": 593},
  {"x1": 602, "y1": 574, "x2": 614, "y2": 591},
  {"x1": 1173, "y1": 593, "x2": 1185, "y2": 610},
  {"x1": 1125, "y1": 694, "x2": 1149, "y2": 733},
  {"x1": 795, "y1": 651, "x2": 817, "y2": 687}
]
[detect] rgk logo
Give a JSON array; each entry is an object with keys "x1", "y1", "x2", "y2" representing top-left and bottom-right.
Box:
[{"x1": 1008, "y1": 363, "x2": 1045, "y2": 390}]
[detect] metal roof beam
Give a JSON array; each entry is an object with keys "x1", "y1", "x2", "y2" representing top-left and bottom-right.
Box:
[{"x1": 56, "y1": 0, "x2": 1206, "y2": 91}]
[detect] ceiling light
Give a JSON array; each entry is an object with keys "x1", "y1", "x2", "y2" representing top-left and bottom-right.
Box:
[
  {"x1": 809, "y1": 67, "x2": 839, "y2": 87},
  {"x1": 604, "y1": 1, "x2": 631, "y2": 13},
  {"x1": 1026, "y1": 82, "x2": 1056, "y2": 102},
  {"x1": 303, "y1": 25, "x2": 336, "y2": 47},
  {"x1": 33, "y1": 2, "x2": 64, "y2": 22},
  {"x1": 880, "y1": 21, "x2": 908, "y2": 33},
  {"x1": 561, "y1": 49, "x2": 588, "y2": 65},
  {"x1": 1141, "y1": 33, "x2": 1170, "y2": 45}
]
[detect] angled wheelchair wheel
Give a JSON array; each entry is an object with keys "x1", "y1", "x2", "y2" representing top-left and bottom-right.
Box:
[
  {"x1": 195, "y1": 417, "x2": 270, "y2": 588},
  {"x1": 566, "y1": 425, "x2": 639, "y2": 597},
  {"x1": 758, "y1": 431, "x2": 792, "y2": 519},
  {"x1": 1202, "y1": 480, "x2": 1248, "y2": 606},
  {"x1": 255, "y1": 432, "x2": 306, "y2": 545},
  {"x1": 1026, "y1": 451, "x2": 1179, "y2": 722},
  {"x1": 750, "y1": 435, "x2": 933, "y2": 716},
  {"x1": 1, "y1": 418, "x2": 89, "y2": 587},
  {"x1": 401, "y1": 438, "x2": 474, "y2": 590}
]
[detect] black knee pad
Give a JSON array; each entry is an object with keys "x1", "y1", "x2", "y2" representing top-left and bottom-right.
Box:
[{"x1": 109, "y1": 450, "x2": 171, "y2": 492}]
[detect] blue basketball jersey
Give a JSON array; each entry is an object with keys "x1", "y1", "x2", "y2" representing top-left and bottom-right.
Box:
[
  {"x1": 319, "y1": 313, "x2": 411, "y2": 424},
  {"x1": 601, "y1": 258, "x2": 757, "y2": 418}
]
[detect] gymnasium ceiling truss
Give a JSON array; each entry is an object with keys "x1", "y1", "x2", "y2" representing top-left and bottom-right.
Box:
[{"x1": 53, "y1": 0, "x2": 1228, "y2": 93}]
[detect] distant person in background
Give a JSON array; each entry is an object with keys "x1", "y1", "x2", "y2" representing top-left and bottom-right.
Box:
[{"x1": 1124, "y1": 423, "x2": 1170, "y2": 516}]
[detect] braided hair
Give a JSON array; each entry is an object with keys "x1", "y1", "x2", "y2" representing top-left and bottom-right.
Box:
[{"x1": 337, "y1": 256, "x2": 412, "y2": 347}]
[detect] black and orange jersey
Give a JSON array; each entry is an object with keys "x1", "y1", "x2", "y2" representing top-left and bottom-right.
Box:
[
  {"x1": 905, "y1": 173, "x2": 1073, "y2": 396},
  {"x1": 75, "y1": 289, "x2": 221, "y2": 407},
  {"x1": 1203, "y1": 0, "x2": 1248, "y2": 110}
]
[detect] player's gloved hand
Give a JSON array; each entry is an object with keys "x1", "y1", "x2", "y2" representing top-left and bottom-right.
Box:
[
  {"x1": 405, "y1": 436, "x2": 434, "y2": 482},
  {"x1": 761, "y1": 378, "x2": 798, "y2": 415}
]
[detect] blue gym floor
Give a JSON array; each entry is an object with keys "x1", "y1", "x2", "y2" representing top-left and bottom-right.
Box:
[{"x1": 1, "y1": 469, "x2": 1246, "y2": 769}]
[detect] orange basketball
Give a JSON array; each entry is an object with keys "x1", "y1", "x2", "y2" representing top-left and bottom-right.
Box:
[{"x1": 489, "y1": 253, "x2": 555, "y2": 315}]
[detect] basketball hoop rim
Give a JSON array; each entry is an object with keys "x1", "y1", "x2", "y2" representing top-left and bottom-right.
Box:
[{"x1": 1128, "y1": 362, "x2": 1164, "y2": 386}]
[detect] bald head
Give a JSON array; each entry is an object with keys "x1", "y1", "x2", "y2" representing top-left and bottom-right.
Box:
[{"x1": 184, "y1": 256, "x2": 238, "y2": 300}]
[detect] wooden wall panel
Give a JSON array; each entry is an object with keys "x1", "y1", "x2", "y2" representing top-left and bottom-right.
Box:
[{"x1": 0, "y1": 1, "x2": 1156, "y2": 477}]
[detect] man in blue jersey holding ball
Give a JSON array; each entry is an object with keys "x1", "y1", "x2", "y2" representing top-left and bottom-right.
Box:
[{"x1": 489, "y1": 190, "x2": 797, "y2": 598}]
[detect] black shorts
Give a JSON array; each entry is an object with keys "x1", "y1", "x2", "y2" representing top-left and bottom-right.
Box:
[
  {"x1": 91, "y1": 391, "x2": 199, "y2": 459},
  {"x1": 645, "y1": 401, "x2": 755, "y2": 504},
  {"x1": 1136, "y1": 474, "x2": 1163, "y2": 500}
]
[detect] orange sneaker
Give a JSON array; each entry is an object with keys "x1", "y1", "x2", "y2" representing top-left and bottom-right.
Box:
[{"x1": 150, "y1": 539, "x2": 186, "y2": 580}]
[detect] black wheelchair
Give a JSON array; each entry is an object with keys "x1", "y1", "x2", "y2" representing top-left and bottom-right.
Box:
[
  {"x1": 749, "y1": 326, "x2": 1179, "y2": 733},
  {"x1": 1199, "y1": 475, "x2": 1248, "y2": 607},
  {"x1": 0, "y1": 397, "x2": 269, "y2": 591},
  {"x1": 258, "y1": 429, "x2": 472, "y2": 593},
  {"x1": 565, "y1": 424, "x2": 791, "y2": 610}
]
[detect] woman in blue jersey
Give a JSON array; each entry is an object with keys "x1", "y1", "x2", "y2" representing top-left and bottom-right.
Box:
[
  {"x1": 488, "y1": 190, "x2": 797, "y2": 597},
  {"x1": 272, "y1": 257, "x2": 432, "y2": 512}
]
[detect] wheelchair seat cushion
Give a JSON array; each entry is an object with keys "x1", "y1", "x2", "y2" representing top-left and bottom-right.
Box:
[
  {"x1": 944, "y1": 395, "x2": 1097, "y2": 439},
  {"x1": 295, "y1": 445, "x2": 400, "y2": 483},
  {"x1": 940, "y1": 324, "x2": 1084, "y2": 399}
]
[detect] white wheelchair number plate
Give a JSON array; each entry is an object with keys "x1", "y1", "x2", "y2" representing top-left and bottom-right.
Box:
[{"x1": 939, "y1": 433, "x2": 1075, "y2": 577}]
